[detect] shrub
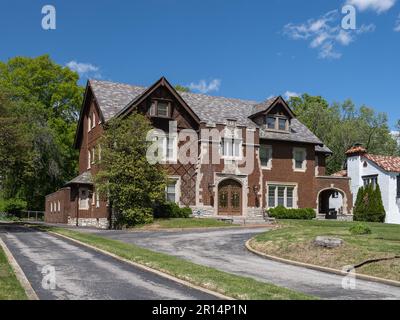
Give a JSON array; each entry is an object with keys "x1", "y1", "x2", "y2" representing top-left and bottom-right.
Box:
[
  {"x1": 121, "y1": 208, "x2": 154, "y2": 226},
  {"x1": 267, "y1": 206, "x2": 315, "y2": 220},
  {"x1": 154, "y1": 202, "x2": 192, "y2": 219},
  {"x1": 349, "y1": 223, "x2": 372, "y2": 235},
  {"x1": 0, "y1": 198, "x2": 27, "y2": 217},
  {"x1": 354, "y1": 184, "x2": 386, "y2": 223}
]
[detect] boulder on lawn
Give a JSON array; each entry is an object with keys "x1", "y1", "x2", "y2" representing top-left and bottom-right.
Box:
[{"x1": 314, "y1": 236, "x2": 343, "y2": 248}]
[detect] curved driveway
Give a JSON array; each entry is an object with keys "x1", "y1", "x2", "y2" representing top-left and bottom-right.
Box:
[
  {"x1": 83, "y1": 227, "x2": 400, "y2": 300},
  {"x1": 0, "y1": 223, "x2": 218, "y2": 300}
]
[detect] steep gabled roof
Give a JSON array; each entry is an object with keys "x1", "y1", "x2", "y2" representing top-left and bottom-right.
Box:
[
  {"x1": 76, "y1": 78, "x2": 329, "y2": 152},
  {"x1": 259, "y1": 118, "x2": 324, "y2": 145},
  {"x1": 364, "y1": 154, "x2": 400, "y2": 173},
  {"x1": 250, "y1": 96, "x2": 296, "y2": 119}
]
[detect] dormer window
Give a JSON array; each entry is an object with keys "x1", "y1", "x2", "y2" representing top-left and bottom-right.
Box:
[
  {"x1": 150, "y1": 100, "x2": 170, "y2": 118},
  {"x1": 265, "y1": 115, "x2": 289, "y2": 131}
]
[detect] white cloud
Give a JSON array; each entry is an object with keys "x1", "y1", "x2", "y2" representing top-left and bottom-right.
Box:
[
  {"x1": 66, "y1": 60, "x2": 101, "y2": 78},
  {"x1": 284, "y1": 91, "x2": 300, "y2": 100},
  {"x1": 283, "y1": 10, "x2": 375, "y2": 59},
  {"x1": 395, "y1": 14, "x2": 400, "y2": 31},
  {"x1": 346, "y1": 0, "x2": 396, "y2": 13},
  {"x1": 188, "y1": 79, "x2": 221, "y2": 94}
]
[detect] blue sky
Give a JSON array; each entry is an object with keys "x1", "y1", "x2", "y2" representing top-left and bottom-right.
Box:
[{"x1": 1, "y1": 0, "x2": 399, "y2": 128}]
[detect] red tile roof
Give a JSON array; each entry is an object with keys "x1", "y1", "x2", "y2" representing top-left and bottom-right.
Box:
[
  {"x1": 364, "y1": 154, "x2": 400, "y2": 173},
  {"x1": 345, "y1": 146, "x2": 367, "y2": 155}
]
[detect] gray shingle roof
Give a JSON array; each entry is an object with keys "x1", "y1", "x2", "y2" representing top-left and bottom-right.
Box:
[
  {"x1": 251, "y1": 97, "x2": 278, "y2": 115},
  {"x1": 89, "y1": 79, "x2": 328, "y2": 151},
  {"x1": 65, "y1": 171, "x2": 93, "y2": 186}
]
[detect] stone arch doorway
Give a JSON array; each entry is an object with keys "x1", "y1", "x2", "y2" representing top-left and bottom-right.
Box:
[
  {"x1": 218, "y1": 179, "x2": 242, "y2": 216},
  {"x1": 317, "y1": 188, "x2": 347, "y2": 219}
]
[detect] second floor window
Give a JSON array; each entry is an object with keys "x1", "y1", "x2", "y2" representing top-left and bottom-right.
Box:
[
  {"x1": 293, "y1": 148, "x2": 307, "y2": 171},
  {"x1": 221, "y1": 138, "x2": 242, "y2": 159},
  {"x1": 260, "y1": 145, "x2": 272, "y2": 168}
]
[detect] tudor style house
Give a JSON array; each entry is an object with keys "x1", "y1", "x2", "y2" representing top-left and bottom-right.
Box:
[
  {"x1": 45, "y1": 77, "x2": 353, "y2": 228},
  {"x1": 343, "y1": 145, "x2": 400, "y2": 224}
]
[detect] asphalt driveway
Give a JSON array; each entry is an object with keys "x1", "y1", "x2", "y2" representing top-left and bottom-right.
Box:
[
  {"x1": 81, "y1": 226, "x2": 400, "y2": 300},
  {"x1": 0, "y1": 223, "x2": 217, "y2": 300}
]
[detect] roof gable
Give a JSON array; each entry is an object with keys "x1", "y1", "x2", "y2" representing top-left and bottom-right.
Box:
[
  {"x1": 116, "y1": 77, "x2": 200, "y2": 124},
  {"x1": 250, "y1": 96, "x2": 296, "y2": 119}
]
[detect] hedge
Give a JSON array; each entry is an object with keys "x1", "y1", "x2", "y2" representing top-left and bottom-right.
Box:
[
  {"x1": 153, "y1": 202, "x2": 192, "y2": 219},
  {"x1": 267, "y1": 206, "x2": 315, "y2": 220}
]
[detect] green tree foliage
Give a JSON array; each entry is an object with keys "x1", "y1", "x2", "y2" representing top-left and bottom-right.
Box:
[
  {"x1": 174, "y1": 85, "x2": 191, "y2": 92},
  {"x1": 0, "y1": 55, "x2": 83, "y2": 210},
  {"x1": 288, "y1": 94, "x2": 398, "y2": 174},
  {"x1": 353, "y1": 184, "x2": 386, "y2": 223},
  {"x1": 94, "y1": 112, "x2": 167, "y2": 227}
]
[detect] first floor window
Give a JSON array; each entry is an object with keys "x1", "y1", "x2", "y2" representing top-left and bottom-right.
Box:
[
  {"x1": 50, "y1": 202, "x2": 53, "y2": 213},
  {"x1": 166, "y1": 180, "x2": 178, "y2": 203},
  {"x1": 58, "y1": 200, "x2": 61, "y2": 212},
  {"x1": 363, "y1": 175, "x2": 378, "y2": 188},
  {"x1": 79, "y1": 188, "x2": 89, "y2": 210},
  {"x1": 268, "y1": 185, "x2": 296, "y2": 208}
]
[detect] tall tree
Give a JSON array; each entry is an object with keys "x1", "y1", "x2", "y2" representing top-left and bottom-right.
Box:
[
  {"x1": 288, "y1": 94, "x2": 398, "y2": 174},
  {"x1": 0, "y1": 55, "x2": 84, "y2": 209},
  {"x1": 94, "y1": 112, "x2": 167, "y2": 227}
]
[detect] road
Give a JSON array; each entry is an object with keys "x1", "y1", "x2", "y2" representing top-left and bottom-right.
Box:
[
  {"x1": 0, "y1": 223, "x2": 218, "y2": 300},
  {"x1": 80, "y1": 226, "x2": 400, "y2": 300}
]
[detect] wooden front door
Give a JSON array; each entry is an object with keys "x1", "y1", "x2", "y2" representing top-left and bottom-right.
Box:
[{"x1": 218, "y1": 180, "x2": 242, "y2": 216}]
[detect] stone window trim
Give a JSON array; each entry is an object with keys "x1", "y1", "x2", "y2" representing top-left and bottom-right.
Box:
[
  {"x1": 88, "y1": 149, "x2": 91, "y2": 169},
  {"x1": 266, "y1": 182, "x2": 298, "y2": 209},
  {"x1": 219, "y1": 137, "x2": 243, "y2": 161},
  {"x1": 260, "y1": 145, "x2": 273, "y2": 170},
  {"x1": 166, "y1": 176, "x2": 181, "y2": 204},
  {"x1": 293, "y1": 147, "x2": 307, "y2": 172}
]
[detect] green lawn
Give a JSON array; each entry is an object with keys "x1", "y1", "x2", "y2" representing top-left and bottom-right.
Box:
[
  {"x1": 42, "y1": 226, "x2": 315, "y2": 300},
  {"x1": 0, "y1": 246, "x2": 27, "y2": 300},
  {"x1": 250, "y1": 220, "x2": 400, "y2": 281},
  {"x1": 135, "y1": 218, "x2": 237, "y2": 230}
]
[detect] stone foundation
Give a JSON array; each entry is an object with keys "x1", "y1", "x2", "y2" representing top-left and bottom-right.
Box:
[{"x1": 68, "y1": 217, "x2": 110, "y2": 229}]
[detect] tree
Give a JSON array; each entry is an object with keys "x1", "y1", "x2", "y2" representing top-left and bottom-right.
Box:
[
  {"x1": 0, "y1": 55, "x2": 84, "y2": 210},
  {"x1": 288, "y1": 95, "x2": 398, "y2": 174},
  {"x1": 175, "y1": 85, "x2": 191, "y2": 93},
  {"x1": 353, "y1": 184, "x2": 385, "y2": 223},
  {"x1": 94, "y1": 112, "x2": 167, "y2": 227}
]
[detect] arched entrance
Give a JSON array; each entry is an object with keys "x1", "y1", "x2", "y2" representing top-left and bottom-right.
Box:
[
  {"x1": 218, "y1": 179, "x2": 242, "y2": 216},
  {"x1": 317, "y1": 188, "x2": 347, "y2": 219}
]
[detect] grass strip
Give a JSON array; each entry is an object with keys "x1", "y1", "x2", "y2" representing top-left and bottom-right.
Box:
[{"x1": 0, "y1": 245, "x2": 28, "y2": 300}]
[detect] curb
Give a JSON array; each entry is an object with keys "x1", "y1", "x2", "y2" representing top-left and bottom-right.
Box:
[
  {"x1": 0, "y1": 238, "x2": 39, "y2": 300},
  {"x1": 49, "y1": 231, "x2": 234, "y2": 300},
  {"x1": 132, "y1": 224, "x2": 275, "y2": 233},
  {"x1": 245, "y1": 239, "x2": 400, "y2": 288}
]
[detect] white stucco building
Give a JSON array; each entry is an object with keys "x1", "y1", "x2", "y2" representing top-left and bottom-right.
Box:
[{"x1": 344, "y1": 145, "x2": 400, "y2": 224}]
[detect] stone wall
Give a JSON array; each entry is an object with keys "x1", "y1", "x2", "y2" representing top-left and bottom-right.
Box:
[{"x1": 68, "y1": 217, "x2": 109, "y2": 229}]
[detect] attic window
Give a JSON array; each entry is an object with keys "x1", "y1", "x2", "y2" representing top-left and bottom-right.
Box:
[
  {"x1": 150, "y1": 100, "x2": 170, "y2": 118},
  {"x1": 265, "y1": 116, "x2": 289, "y2": 131}
]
